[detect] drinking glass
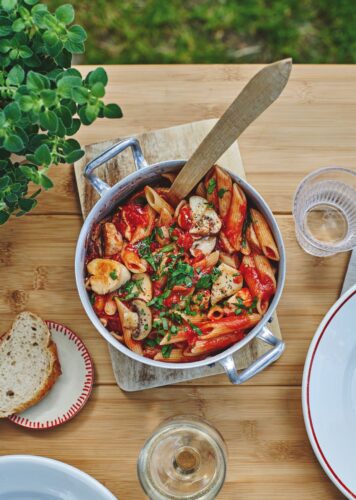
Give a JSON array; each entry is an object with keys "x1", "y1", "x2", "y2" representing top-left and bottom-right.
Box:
[
  {"x1": 293, "y1": 167, "x2": 356, "y2": 257},
  {"x1": 137, "y1": 415, "x2": 227, "y2": 500}
]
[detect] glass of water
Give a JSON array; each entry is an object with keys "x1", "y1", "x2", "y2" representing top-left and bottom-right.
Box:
[
  {"x1": 137, "y1": 415, "x2": 227, "y2": 500},
  {"x1": 293, "y1": 167, "x2": 356, "y2": 257}
]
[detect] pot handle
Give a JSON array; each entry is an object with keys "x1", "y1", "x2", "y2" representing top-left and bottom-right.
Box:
[
  {"x1": 84, "y1": 137, "x2": 149, "y2": 197},
  {"x1": 219, "y1": 326, "x2": 285, "y2": 384}
]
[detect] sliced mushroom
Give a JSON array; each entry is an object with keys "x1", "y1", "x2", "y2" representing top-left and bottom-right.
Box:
[
  {"x1": 115, "y1": 298, "x2": 139, "y2": 337},
  {"x1": 131, "y1": 299, "x2": 152, "y2": 340},
  {"x1": 102, "y1": 222, "x2": 123, "y2": 255},
  {"x1": 132, "y1": 273, "x2": 153, "y2": 302},
  {"x1": 104, "y1": 297, "x2": 117, "y2": 316},
  {"x1": 190, "y1": 236, "x2": 216, "y2": 257},
  {"x1": 87, "y1": 259, "x2": 130, "y2": 295}
]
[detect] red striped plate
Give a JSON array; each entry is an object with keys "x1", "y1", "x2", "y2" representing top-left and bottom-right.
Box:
[{"x1": 8, "y1": 321, "x2": 94, "y2": 429}]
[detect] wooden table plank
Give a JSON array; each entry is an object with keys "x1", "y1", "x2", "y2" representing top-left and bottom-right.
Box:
[
  {"x1": 29, "y1": 65, "x2": 356, "y2": 215},
  {"x1": 0, "y1": 214, "x2": 348, "y2": 387},
  {"x1": 0, "y1": 386, "x2": 343, "y2": 499}
]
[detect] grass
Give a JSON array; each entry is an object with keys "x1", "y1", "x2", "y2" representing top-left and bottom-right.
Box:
[{"x1": 47, "y1": 0, "x2": 356, "y2": 64}]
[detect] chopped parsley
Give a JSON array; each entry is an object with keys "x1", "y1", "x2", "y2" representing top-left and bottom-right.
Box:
[
  {"x1": 218, "y1": 188, "x2": 228, "y2": 198},
  {"x1": 161, "y1": 244, "x2": 175, "y2": 253},
  {"x1": 195, "y1": 266, "x2": 222, "y2": 290},
  {"x1": 207, "y1": 178, "x2": 217, "y2": 194},
  {"x1": 187, "y1": 319, "x2": 202, "y2": 336},
  {"x1": 166, "y1": 261, "x2": 194, "y2": 289},
  {"x1": 156, "y1": 227, "x2": 164, "y2": 239},
  {"x1": 144, "y1": 338, "x2": 159, "y2": 348},
  {"x1": 109, "y1": 270, "x2": 118, "y2": 280},
  {"x1": 120, "y1": 279, "x2": 143, "y2": 300},
  {"x1": 233, "y1": 296, "x2": 258, "y2": 315},
  {"x1": 89, "y1": 292, "x2": 96, "y2": 305},
  {"x1": 161, "y1": 344, "x2": 173, "y2": 358}
]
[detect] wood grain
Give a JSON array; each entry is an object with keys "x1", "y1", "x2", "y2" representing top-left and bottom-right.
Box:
[
  {"x1": 0, "y1": 65, "x2": 352, "y2": 499},
  {"x1": 0, "y1": 386, "x2": 343, "y2": 499}
]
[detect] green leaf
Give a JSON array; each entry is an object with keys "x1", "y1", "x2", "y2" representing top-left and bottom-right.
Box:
[
  {"x1": 3, "y1": 134, "x2": 24, "y2": 153},
  {"x1": 5, "y1": 192, "x2": 18, "y2": 204},
  {"x1": 24, "y1": 0, "x2": 38, "y2": 4},
  {"x1": 57, "y1": 76, "x2": 82, "y2": 98},
  {"x1": 57, "y1": 105, "x2": 72, "y2": 127},
  {"x1": 0, "y1": 16, "x2": 12, "y2": 36},
  {"x1": 55, "y1": 4, "x2": 75, "y2": 24},
  {"x1": 20, "y1": 165, "x2": 40, "y2": 183},
  {"x1": 0, "y1": 175, "x2": 10, "y2": 190},
  {"x1": 64, "y1": 39, "x2": 84, "y2": 54},
  {"x1": 66, "y1": 118, "x2": 81, "y2": 136},
  {"x1": 27, "y1": 71, "x2": 48, "y2": 91},
  {"x1": 19, "y1": 45, "x2": 33, "y2": 58},
  {"x1": 0, "y1": 39, "x2": 11, "y2": 53},
  {"x1": 12, "y1": 18, "x2": 26, "y2": 32},
  {"x1": 84, "y1": 104, "x2": 99, "y2": 123},
  {"x1": 91, "y1": 82, "x2": 105, "y2": 98},
  {"x1": 19, "y1": 197, "x2": 37, "y2": 212},
  {"x1": 40, "y1": 89, "x2": 57, "y2": 107},
  {"x1": 68, "y1": 24, "x2": 87, "y2": 42},
  {"x1": 34, "y1": 144, "x2": 51, "y2": 166},
  {"x1": 71, "y1": 86, "x2": 88, "y2": 104},
  {"x1": 0, "y1": 211, "x2": 10, "y2": 224},
  {"x1": 6, "y1": 65, "x2": 25, "y2": 85},
  {"x1": 43, "y1": 29, "x2": 59, "y2": 47},
  {"x1": 103, "y1": 103, "x2": 123, "y2": 119},
  {"x1": 17, "y1": 95, "x2": 34, "y2": 112},
  {"x1": 65, "y1": 149, "x2": 84, "y2": 163},
  {"x1": 88, "y1": 67, "x2": 108, "y2": 86},
  {"x1": 39, "y1": 110, "x2": 58, "y2": 132},
  {"x1": 0, "y1": 111, "x2": 5, "y2": 127},
  {"x1": 1, "y1": 0, "x2": 17, "y2": 12},
  {"x1": 39, "y1": 173, "x2": 53, "y2": 190}
]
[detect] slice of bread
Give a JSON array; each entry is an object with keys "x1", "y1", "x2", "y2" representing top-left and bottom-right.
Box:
[{"x1": 0, "y1": 311, "x2": 61, "y2": 418}]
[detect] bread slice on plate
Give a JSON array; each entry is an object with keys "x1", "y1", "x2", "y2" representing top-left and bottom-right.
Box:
[{"x1": 0, "y1": 311, "x2": 62, "y2": 418}]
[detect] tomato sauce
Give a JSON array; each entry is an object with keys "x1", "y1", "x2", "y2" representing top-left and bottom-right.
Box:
[{"x1": 179, "y1": 205, "x2": 193, "y2": 230}]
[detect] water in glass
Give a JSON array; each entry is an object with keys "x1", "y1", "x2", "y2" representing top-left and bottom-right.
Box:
[
  {"x1": 293, "y1": 167, "x2": 356, "y2": 256},
  {"x1": 137, "y1": 416, "x2": 227, "y2": 500}
]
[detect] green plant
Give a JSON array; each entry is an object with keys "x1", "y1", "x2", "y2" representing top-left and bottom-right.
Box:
[{"x1": 0, "y1": 0, "x2": 122, "y2": 224}]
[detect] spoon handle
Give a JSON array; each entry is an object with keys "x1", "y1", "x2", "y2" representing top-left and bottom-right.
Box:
[{"x1": 168, "y1": 58, "x2": 292, "y2": 205}]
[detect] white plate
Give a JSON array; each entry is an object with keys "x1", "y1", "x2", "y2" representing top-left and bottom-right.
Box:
[
  {"x1": 0, "y1": 455, "x2": 116, "y2": 500},
  {"x1": 302, "y1": 284, "x2": 356, "y2": 499},
  {"x1": 9, "y1": 321, "x2": 94, "y2": 429}
]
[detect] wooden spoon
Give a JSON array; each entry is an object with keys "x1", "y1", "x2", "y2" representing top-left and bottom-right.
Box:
[{"x1": 167, "y1": 58, "x2": 292, "y2": 206}]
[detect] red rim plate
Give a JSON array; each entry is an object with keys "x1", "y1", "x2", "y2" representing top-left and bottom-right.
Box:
[{"x1": 8, "y1": 321, "x2": 94, "y2": 430}]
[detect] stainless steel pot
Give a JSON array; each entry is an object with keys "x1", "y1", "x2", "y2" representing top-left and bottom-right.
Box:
[{"x1": 75, "y1": 137, "x2": 286, "y2": 384}]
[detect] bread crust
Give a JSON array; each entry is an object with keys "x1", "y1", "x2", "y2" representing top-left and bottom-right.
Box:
[{"x1": 0, "y1": 312, "x2": 62, "y2": 418}]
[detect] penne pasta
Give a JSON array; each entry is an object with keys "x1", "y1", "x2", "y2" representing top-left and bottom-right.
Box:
[
  {"x1": 240, "y1": 254, "x2": 276, "y2": 314},
  {"x1": 121, "y1": 244, "x2": 148, "y2": 273},
  {"x1": 158, "y1": 207, "x2": 173, "y2": 226},
  {"x1": 207, "y1": 305, "x2": 224, "y2": 320},
  {"x1": 189, "y1": 332, "x2": 245, "y2": 355},
  {"x1": 192, "y1": 250, "x2": 220, "y2": 269},
  {"x1": 224, "y1": 183, "x2": 247, "y2": 251},
  {"x1": 250, "y1": 208, "x2": 280, "y2": 261},
  {"x1": 215, "y1": 165, "x2": 232, "y2": 218},
  {"x1": 144, "y1": 186, "x2": 174, "y2": 216},
  {"x1": 246, "y1": 222, "x2": 261, "y2": 254},
  {"x1": 131, "y1": 205, "x2": 156, "y2": 244}
]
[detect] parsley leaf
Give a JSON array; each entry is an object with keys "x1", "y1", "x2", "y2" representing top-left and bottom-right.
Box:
[
  {"x1": 241, "y1": 209, "x2": 252, "y2": 249},
  {"x1": 109, "y1": 270, "x2": 118, "y2": 280},
  {"x1": 207, "y1": 178, "x2": 217, "y2": 194},
  {"x1": 218, "y1": 188, "x2": 228, "y2": 198},
  {"x1": 161, "y1": 344, "x2": 173, "y2": 358}
]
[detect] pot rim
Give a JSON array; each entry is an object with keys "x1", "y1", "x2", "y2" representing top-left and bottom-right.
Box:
[{"x1": 75, "y1": 159, "x2": 286, "y2": 370}]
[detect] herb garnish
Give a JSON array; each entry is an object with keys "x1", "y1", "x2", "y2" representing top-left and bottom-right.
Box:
[
  {"x1": 195, "y1": 266, "x2": 222, "y2": 290},
  {"x1": 218, "y1": 188, "x2": 228, "y2": 198},
  {"x1": 207, "y1": 178, "x2": 217, "y2": 194},
  {"x1": 233, "y1": 296, "x2": 258, "y2": 315},
  {"x1": 161, "y1": 345, "x2": 173, "y2": 358},
  {"x1": 109, "y1": 270, "x2": 118, "y2": 280}
]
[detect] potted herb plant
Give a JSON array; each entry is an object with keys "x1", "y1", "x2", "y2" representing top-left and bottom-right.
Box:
[{"x1": 0, "y1": 0, "x2": 122, "y2": 224}]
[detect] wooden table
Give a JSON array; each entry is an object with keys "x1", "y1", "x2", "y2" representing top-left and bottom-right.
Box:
[{"x1": 0, "y1": 65, "x2": 352, "y2": 499}]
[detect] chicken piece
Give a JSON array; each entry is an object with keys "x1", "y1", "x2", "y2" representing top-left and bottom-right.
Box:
[
  {"x1": 211, "y1": 263, "x2": 243, "y2": 305},
  {"x1": 87, "y1": 259, "x2": 130, "y2": 295},
  {"x1": 189, "y1": 196, "x2": 222, "y2": 236},
  {"x1": 102, "y1": 223, "x2": 123, "y2": 256}
]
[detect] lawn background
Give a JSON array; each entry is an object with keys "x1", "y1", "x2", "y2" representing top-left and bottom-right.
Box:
[{"x1": 48, "y1": 0, "x2": 356, "y2": 64}]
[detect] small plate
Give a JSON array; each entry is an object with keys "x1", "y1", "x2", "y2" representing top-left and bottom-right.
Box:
[
  {"x1": 9, "y1": 321, "x2": 94, "y2": 429},
  {"x1": 302, "y1": 284, "x2": 356, "y2": 499},
  {"x1": 0, "y1": 455, "x2": 116, "y2": 499}
]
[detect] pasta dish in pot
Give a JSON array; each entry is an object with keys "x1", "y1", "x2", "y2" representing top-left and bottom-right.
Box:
[{"x1": 85, "y1": 165, "x2": 279, "y2": 362}]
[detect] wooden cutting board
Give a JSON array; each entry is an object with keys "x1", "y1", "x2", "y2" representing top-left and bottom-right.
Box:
[{"x1": 74, "y1": 119, "x2": 282, "y2": 391}]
